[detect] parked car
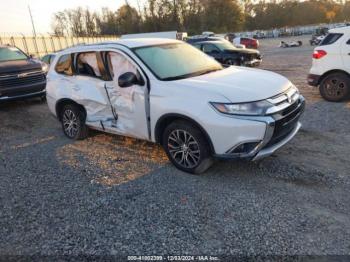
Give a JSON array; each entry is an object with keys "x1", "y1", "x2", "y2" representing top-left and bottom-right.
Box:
[
  {"x1": 0, "y1": 45, "x2": 47, "y2": 102},
  {"x1": 308, "y1": 26, "x2": 350, "y2": 102},
  {"x1": 186, "y1": 36, "x2": 223, "y2": 44},
  {"x1": 41, "y1": 53, "x2": 56, "y2": 66},
  {"x1": 279, "y1": 40, "x2": 303, "y2": 48},
  {"x1": 47, "y1": 39, "x2": 304, "y2": 174},
  {"x1": 233, "y1": 37, "x2": 259, "y2": 49},
  {"x1": 192, "y1": 40, "x2": 262, "y2": 67},
  {"x1": 310, "y1": 27, "x2": 328, "y2": 46}
]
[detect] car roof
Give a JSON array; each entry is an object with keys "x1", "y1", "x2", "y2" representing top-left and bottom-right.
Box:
[
  {"x1": 329, "y1": 26, "x2": 350, "y2": 34},
  {"x1": 63, "y1": 38, "x2": 182, "y2": 53},
  {"x1": 194, "y1": 41, "x2": 221, "y2": 45}
]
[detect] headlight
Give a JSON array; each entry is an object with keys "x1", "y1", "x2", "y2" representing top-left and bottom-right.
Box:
[
  {"x1": 210, "y1": 100, "x2": 273, "y2": 116},
  {"x1": 41, "y1": 63, "x2": 48, "y2": 73}
]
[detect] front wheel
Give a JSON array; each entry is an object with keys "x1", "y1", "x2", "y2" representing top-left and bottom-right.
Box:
[
  {"x1": 61, "y1": 104, "x2": 88, "y2": 140},
  {"x1": 319, "y1": 73, "x2": 350, "y2": 102},
  {"x1": 162, "y1": 120, "x2": 213, "y2": 174}
]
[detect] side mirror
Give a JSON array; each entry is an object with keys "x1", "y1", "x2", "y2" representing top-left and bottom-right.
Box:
[
  {"x1": 29, "y1": 54, "x2": 35, "y2": 59},
  {"x1": 118, "y1": 72, "x2": 144, "y2": 88}
]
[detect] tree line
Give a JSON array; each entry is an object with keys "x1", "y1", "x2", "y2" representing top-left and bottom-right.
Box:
[{"x1": 51, "y1": 0, "x2": 350, "y2": 36}]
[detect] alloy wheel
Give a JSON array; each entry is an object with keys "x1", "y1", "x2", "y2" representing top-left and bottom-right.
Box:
[
  {"x1": 168, "y1": 129, "x2": 201, "y2": 168},
  {"x1": 62, "y1": 109, "x2": 79, "y2": 138}
]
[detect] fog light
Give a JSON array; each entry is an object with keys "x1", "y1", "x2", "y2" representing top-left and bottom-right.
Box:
[{"x1": 230, "y1": 142, "x2": 260, "y2": 154}]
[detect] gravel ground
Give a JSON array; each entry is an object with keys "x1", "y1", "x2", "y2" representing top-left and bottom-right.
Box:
[{"x1": 1, "y1": 35, "x2": 350, "y2": 258}]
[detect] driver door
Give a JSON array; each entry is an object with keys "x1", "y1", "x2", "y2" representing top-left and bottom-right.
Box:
[{"x1": 102, "y1": 50, "x2": 149, "y2": 140}]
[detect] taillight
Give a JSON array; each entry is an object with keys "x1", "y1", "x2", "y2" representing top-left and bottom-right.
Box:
[{"x1": 313, "y1": 50, "x2": 327, "y2": 59}]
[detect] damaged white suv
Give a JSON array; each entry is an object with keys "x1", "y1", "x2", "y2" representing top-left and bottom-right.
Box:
[{"x1": 47, "y1": 39, "x2": 305, "y2": 174}]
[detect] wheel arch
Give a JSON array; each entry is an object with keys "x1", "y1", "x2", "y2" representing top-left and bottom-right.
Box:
[
  {"x1": 154, "y1": 113, "x2": 215, "y2": 154},
  {"x1": 55, "y1": 98, "x2": 87, "y2": 122},
  {"x1": 319, "y1": 69, "x2": 350, "y2": 85}
]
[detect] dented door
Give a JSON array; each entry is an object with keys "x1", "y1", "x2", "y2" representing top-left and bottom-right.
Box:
[{"x1": 102, "y1": 51, "x2": 149, "y2": 140}]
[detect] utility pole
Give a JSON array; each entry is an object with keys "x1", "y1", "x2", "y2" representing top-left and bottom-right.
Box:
[{"x1": 28, "y1": 5, "x2": 36, "y2": 37}]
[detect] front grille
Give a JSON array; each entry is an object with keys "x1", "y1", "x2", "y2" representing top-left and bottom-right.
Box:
[
  {"x1": 265, "y1": 98, "x2": 305, "y2": 148},
  {"x1": 0, "y1": 72, "x2": 46, "y2": 89}
]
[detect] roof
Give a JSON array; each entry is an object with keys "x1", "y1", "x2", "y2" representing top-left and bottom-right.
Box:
[
  {"x1": 329, "y1": 26, "x2": 350, "y2": 34},
  {"x1": 64, "y1": 38, "x2": 182, "y2": 53}
]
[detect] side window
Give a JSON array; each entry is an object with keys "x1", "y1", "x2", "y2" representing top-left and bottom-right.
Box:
[
  {"x1": 55, "y1": 54, "x2": 73, "y2": 76},
  {"x1": 203, "y1": 44, "x2": 219, "y2": 53},
  {"x1": 193, "y1": 44, "x2": 202, "y2": 50},
  {"x1": 347, "y1": 39, "x2": 350, "y2": 45},
  {"x1": 107, "y1": 52, "x2": 140, "y2": 84},
  {"x1": 320, "y1": 33, "x2": 343, "y2": 46},
  {"x1": 75, "y1": 52, "x2": 102, "y2": 78}
]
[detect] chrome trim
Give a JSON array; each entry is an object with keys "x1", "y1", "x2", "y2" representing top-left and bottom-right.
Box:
[
  {"x1": 0, "y1": 70, "x2": 44, "y2": 79},
  {"x1": 253, "y1": 122, "x2": 302, "y2": 161},
  {"x1": 0, "y1": 90, "x2": 45, "y2": 101},
  {"x1": 266, "y1": 86, "x2": 300, "y2": 114}
]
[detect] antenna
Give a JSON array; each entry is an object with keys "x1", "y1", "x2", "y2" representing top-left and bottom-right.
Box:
[{"x1": 28, "y1": 5, "x2": 36, "y2": 37}]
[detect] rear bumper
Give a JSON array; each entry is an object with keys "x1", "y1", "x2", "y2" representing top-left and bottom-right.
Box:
[{"x1": 307, "y1": 74, "x2": 321, "y2": 86}]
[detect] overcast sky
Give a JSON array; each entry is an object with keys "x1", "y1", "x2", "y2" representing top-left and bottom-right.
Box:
[{"x1": 0, "y1": 0, "x2": 143, "y2": 35}]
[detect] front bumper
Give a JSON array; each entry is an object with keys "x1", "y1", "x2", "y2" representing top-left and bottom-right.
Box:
[
  {"x1": 307, "y1": 74, "x2": 321, "y2": 86},
  {"x1": 215, "y1": 95, "x2": 305, "y2": 160},
  {"x1": 244, "y1": 58, "x2": 262, "y2": 67}
]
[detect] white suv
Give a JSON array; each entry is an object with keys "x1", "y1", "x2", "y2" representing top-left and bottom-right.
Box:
[
  {"x1": 308, "y1": 26, "x2": 350, "y2": 102},
  {"x1": 46, "y1": 38, "x2": 305, "y2": 174}
]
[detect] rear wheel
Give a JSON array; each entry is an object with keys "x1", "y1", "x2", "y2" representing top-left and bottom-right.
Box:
[
  {"x1": 61, "y1": 104, "x2": 88, "y2": 140},
  {"x1": 319, "y1": 73, "x2": 350, "y2": 102},
  {"x1": 162, "y1": 120, "x2": 213, "y2": 174}
]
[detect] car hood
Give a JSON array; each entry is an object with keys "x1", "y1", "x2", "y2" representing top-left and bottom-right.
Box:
[
  {"x1": 0, "y1": 59, "x2": 42, "y2": 75},
  {"x1": 175, "y1": 66, "x2": 292, "y2": 103},
  {"x1": 225, "y1": 48, "x2": 259, "y2": 55}
]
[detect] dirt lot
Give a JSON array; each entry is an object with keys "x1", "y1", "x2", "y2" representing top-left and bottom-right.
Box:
[{"x1": 1, "y1": 35, "x2": 350, "y2": 257}]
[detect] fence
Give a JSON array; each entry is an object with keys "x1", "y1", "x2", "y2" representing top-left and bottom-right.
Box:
[{"x1": 0, "y1": 34, "x2": 118, "y2": 58}]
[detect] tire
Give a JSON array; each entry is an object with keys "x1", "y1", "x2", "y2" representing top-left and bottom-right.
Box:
[
  {"x1": 60, "y1": 104, "x2": 88, "y2": 140},
  {"x1": 162, "y1": 120, "x2": 213, "y2": 174},
  {"x1": 319, "y1": 73, "x2": 350, "y2": 102}
]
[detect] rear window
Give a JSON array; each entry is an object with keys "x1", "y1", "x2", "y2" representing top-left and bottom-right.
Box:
[
  {"x1": 320, "y1": 33, "x2": 343, "y2": 46},
  {"x1": 55, "y1": 54, "x2": 73, "y2": 76}
]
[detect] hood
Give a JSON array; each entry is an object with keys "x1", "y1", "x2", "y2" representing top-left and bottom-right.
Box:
[
  {"x1": 0, "y1": 59, "x2": 42, "y2": 75},
  {"x1": 175, "y1": 66, "x2": 292, "y2": 103},
  {"x1": 225, "y1": 48, "x2": 259, "y2": 55}
]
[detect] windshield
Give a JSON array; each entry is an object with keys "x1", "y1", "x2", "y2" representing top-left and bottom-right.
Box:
[
  {"x1": 0, "y1": 47, "x2": 28, "y2": 62},
  {"x1": 133, "y1": 43, "x2": 223, "y2": 81}
]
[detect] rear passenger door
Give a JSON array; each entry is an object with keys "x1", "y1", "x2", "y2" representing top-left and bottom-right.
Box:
[{"x1": 71, "y1": 51, "x2": 115, "y2": 123}]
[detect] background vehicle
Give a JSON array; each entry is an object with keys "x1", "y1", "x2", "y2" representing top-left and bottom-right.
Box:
[
  {"x1": 121, "y1": 31, "x2": 188, "y2": 41},
  {"x1": 308, "y1": 26, "x2": 350, "y2": 102},
  {"x1": 192, "y1": 40, "x2": 262, "y2": 67},
  {"x1": 47, "y1": 39, "x2": 304, "y2": 174},
  {"x1": 233, "y1": 37, "x2": 259, "y2": 49},
  {"x1": 279, "y1": 40, "x2": 303, "y2": 48},
  {"x1": 0, "y1": 45, "x2": 47, "y2": 102},
  {"x1": 310, "y1": 27, "x2": 328, "y2": 46}
]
